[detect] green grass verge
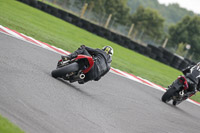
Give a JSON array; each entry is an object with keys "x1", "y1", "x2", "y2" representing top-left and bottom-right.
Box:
[
  {"x1": 0, "y1": 0, "x2": 199, "y2": 103},
  {"x1": 0, "y1": 115, "x2": 24, "y2": 133}
]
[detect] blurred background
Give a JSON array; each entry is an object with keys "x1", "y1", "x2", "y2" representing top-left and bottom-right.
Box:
[{"x1": 39, "y1": 0, "x2": 200, "y2": 61}]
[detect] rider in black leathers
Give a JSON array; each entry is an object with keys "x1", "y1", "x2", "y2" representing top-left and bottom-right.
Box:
[
  {"x1": 61, "y1": 45, "x2": 113, "y2": 84},
  {"x1": 182, "y1": 62, "x2": 200, "y2": 98}
]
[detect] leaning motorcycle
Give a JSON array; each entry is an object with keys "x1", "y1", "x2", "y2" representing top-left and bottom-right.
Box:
[
  {"x1": 51, "y1": 55, "x2": 94, "y2": 83},
  {"x1": 161, "y1": 76, "x2": 194, "y2": 106}
]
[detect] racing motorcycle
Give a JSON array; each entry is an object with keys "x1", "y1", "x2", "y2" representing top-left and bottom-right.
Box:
[
  {"x1": 51, "y1": 55, "x2": 94, "y2": 83},
  {"x1": 161, "y1": 76, "x2": 194, "y2": 106}
]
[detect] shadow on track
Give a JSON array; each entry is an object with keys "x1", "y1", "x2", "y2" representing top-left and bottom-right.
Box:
[
  {"x1": 48, "y1": 71, "x2": 95, "y2": 98},
  {"x1": 162, "y1": 101, "x2": 197, "y2": 119},
  {"x1": 56, "y1": 78, "x2": 96, "y2": 98}
]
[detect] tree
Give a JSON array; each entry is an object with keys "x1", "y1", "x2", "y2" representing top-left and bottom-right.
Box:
[
  {"x1": 78, "y1": 0, "x2": 131, "y2": 25},
  {"x1": 168, "y1": 15, "x2": 200, "y2": 60},
  {"x1": 131, "y1": 6, "x2": 165, "y2": 38},
  {"x1": 54, "y1": 0, "x2": 71, "y2": 7},
  {"x1": 127, "y1": 0, "x2": 194, "y2": 24},
  {"x1": 104, "y1": 0, "x2": 130, "y2": 25}
]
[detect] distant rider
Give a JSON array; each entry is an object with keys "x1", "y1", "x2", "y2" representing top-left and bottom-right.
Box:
[
  {"x1": 182, "y1": 62, "x2": 200, "y2": 98},
  {"x1": 61, "y1": 45, "x2": 113, "y2": 84}
]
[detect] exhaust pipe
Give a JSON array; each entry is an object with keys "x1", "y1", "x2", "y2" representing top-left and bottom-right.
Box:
[
  {"x1": 179, "y1": 90, "x2": 184, "y2": 96},
  {"x1": 80, "y1": 74, "x2": 85, "y2": 79}
]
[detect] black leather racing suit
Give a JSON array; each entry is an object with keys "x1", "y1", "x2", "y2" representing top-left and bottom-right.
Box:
[
  {"x1": 67, "y1": 46, "x2": 112, "y2": 83},
  {"x1": 182, "y1": 63, "x2": 200, "y2": 97}
]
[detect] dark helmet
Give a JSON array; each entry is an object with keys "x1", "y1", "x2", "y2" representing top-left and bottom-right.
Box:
[{"x1": 102, "y1": 46, "x2": 114, "y2": 56}]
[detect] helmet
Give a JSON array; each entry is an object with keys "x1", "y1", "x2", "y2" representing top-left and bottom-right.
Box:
[{"x1": 102, "y1": 46, "x2": 114, "y2": 56}]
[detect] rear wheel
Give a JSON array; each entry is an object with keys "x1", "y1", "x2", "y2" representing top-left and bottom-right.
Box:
[
  {"x1": 162, "y1": 88, "x2": 176, "y2": 103},
  {"x1": 51, "y1": 62, "x2": 79, "y2": 78}
]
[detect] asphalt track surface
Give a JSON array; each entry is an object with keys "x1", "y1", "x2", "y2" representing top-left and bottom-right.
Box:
[{"x1": 0, "y1": 32, "x2": 200, "y2": 133}]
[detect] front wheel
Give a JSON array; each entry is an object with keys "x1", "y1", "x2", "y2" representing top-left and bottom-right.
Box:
[
  {"x1": 162, "y1": 88, "x2": 176, "y2": 103},
  {"x1": 51, "y1": 62, "x2": 79, "y2": 78}
]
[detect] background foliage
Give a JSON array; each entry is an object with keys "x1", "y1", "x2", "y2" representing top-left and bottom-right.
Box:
[
  {"x1": 169, "y1": 16, "x2": 200, "y2": 60},
  {"x1": 44, "y1": 0, "x2": 200, "y2": 61}
]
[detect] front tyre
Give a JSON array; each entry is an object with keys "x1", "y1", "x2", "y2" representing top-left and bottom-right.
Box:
[
  {"x1": 162, "y1": 88, "x2": 176, "y2": 103},
  {"x1": 51, "y1": 62, "x2": 79, "y2": 78}
]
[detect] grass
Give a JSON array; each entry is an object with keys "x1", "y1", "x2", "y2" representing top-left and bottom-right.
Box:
[
  {"x1": 0, "y1": 0, "x2": 200, "y2": 102},
  {"x1": 0, "y1": 115, "x2": 24, "y2": 133}
]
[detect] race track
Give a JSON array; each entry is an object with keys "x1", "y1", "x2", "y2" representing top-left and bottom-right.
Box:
[{"x1": 0, "y1": 32, "x2": 200, "y2": 133}]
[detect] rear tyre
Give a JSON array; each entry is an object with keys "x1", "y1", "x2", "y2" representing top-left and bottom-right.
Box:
[
  {"x1": 51, "y1": 62, "x2": 79, "y2": 78},
  {"x1": 162, "y1": 88, "x2": 176, "y2": 103}
]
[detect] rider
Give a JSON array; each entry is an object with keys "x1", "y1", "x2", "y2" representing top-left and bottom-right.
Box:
[
  {"x1": 61, "y1": 45, "x2": 113, "y2": 84},
  {"x1": 182, "y1": 62, "x2": 200, "y2": 98}
]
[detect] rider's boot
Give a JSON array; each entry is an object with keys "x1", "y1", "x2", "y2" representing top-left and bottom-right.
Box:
[
  {"x1": 183, "y1": 91, "x2": 195, "y2": 100},
  {"x1": 61, "y1": 53, "x2": 78, "y2": 61}
]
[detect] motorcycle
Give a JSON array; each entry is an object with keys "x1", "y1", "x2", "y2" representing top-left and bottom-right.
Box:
[
  {"x1": 51, "y1": 54, "x2": 94, "y2": 83},
  {"x1": 161, "y1": 76, "x2": 194, "y2": 106}
]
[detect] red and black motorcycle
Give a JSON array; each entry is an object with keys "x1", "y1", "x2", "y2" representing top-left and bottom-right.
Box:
[
  {"x1": 51, "y1": 55, "x2": 94, "y2": 83},
  {"x1": 161, "y1": 76, "x2": 193, "y2": 106}
]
